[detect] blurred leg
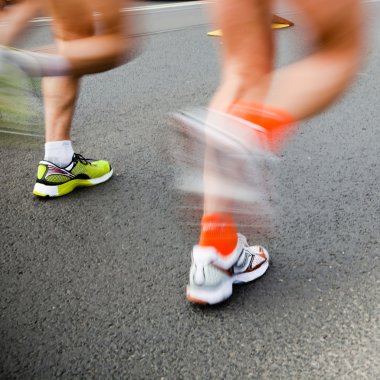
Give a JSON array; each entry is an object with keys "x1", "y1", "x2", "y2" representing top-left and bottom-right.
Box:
[
  {"x1": 205, "y1": 0, "x2": 362, "y2": 215},
  {"x1": 46, "y1": 0, "x2": 133, "y2": 76},
  {"x1": 239, "y1": 0, "x2": 363, "y2": 120},
  {"x1": 209, "y1": 0, "x2": 274, "y2": 113},
  {"x1": 44, "y1": 0, "x2": 133, "y2": 143},
  {"x1": 43, "y1": 0, "x2": 95, "y2": 146},
  {"x1": 1, "y1": 0, "x2": 134, "y2": 77},
  {"x1": 204, "y1": 0, "x2": 274, "y2": 216},
  {"x1": 185, "y1": 0, "x2": 275, "y2": 305},
  {"x1": 34, "y1": 0, "x2": 127, "y2": 196},
  {"x1": 186, "y1": 0, "x2": 363, "y2": 305},
  {"x1": 0, "y1": 0, "x2": 43, "y2": 45}
]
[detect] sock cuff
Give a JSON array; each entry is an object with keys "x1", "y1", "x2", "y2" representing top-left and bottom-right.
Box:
[
  {"x1": 228, "y1": 101, "x2": 296, "y2": 152},
  {"x1": 45, "y1": 140, "x2": 72, "y2": 149},
  {"x1": 199, "y1": 213, "x2": 238, "y2": 256},
  {"x1": 44, "y1": 140, "x2": 74, "y2": 167},
  {"x1": 228, "y1": 101, "x2": 295, "y2": 125},
  {"x1": 201, "y1": 213, "x2": 235, "y2": 227}
]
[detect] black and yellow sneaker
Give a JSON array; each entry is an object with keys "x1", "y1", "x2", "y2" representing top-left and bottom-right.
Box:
[{"x1": 33, "y1": 153, "x2": 113, "y2": 197}]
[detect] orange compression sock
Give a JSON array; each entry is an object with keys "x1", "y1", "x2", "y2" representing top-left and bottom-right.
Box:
[
  {"x1": 199, "y1": 213, "x2": 238, "y2": 256},
  {"x1": 228, "y1": 101, "x2": 296, "y2": 152}
]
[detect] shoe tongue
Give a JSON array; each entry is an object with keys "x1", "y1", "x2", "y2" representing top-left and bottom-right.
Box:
[{"x1": 65, "y1": 162, "x2": 74, "y2": 171}]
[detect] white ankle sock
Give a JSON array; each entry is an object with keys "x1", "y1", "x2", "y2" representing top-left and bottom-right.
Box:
[{"x1": 44, "y1": 140, "x2": 74, "y2": 168}]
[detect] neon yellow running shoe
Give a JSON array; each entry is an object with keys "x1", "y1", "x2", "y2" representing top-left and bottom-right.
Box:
[{"x1": 33, "y1": 153, "x2": 113, "y2": 197}]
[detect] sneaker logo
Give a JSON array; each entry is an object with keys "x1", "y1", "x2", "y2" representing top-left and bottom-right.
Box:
[
  {"x1": 247, "y1": 255, "x2": 266, "y2": 272},
  {"x1": 234, "y1": 249, "x2": 249, "y2": 272},
  {"x1": 201, "y1": 222, "x2": 229, "y2": 231},
  {"x1": 47, "y1": 164, "x2": 74, "y2": 178}
]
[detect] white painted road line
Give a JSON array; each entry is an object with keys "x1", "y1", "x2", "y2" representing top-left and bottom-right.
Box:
[
  {"x1": 29, "y1": 1, "x2": 211, "y2": 26},
  {"x1": 124, "y1": 1, "x2": 212, "y2": 12}
]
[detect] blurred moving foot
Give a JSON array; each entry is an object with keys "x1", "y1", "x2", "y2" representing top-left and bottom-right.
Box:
[
  {"x1": 0, "y1": 55, "x2": 42, "y2": 136},
  {"x1": 33, "y1": 153, "x2": 113, "y2": 197},
  {"x1": 0, "y1": 57, "x2": 30, "y2": 118}
]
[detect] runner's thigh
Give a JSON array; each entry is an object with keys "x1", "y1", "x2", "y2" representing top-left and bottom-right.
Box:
[
  {"x1": 45, "y1": 0, "x2": 95, "y2": 40},
  {"x1": 290, "y1": 0, "x2": 361, "y2": 45}
]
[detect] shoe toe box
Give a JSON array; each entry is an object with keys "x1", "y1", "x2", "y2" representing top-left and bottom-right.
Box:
[{"x1": 91, "y1": 160, "x2": 112, "y2": 176}]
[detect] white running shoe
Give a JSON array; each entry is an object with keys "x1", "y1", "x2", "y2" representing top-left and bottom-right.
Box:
[{"x1": 187, "y1": 233, "x2": 269, "y2": 305}]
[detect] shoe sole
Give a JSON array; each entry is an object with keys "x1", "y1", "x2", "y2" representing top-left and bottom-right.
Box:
[
  {"x1": 186, "y1": 277, "x2": 233, "y2": 305},
  {"x1": 186, "y1": 254, "x2": 269, "y2": 305},
  {"x1": 233, "y1": 259, "x2": 269, "y2": 284},
  {"x1": 33, "y1": 169, "x2": 113, "y2": 197}
]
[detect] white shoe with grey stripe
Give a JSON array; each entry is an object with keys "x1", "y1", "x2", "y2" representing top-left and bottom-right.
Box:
[{"x1": 187, "y1": 233, "x2": 269, "y2": 305}]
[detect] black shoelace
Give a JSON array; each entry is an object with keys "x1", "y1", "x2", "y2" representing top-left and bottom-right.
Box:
[{"x1": 72, "y1": 153, "x2": 93, "y2": 165}]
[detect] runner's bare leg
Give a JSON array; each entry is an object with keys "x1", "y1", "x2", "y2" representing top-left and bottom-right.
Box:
[
  {"x1": 0, "y1": 0, "x2": 43, "y2": 45},
  {"x1": 43, "y1": 0, "x2": 133, "y2": 144},
  {"x1": 204, "y1": 0, "x2": 363, "y2": 215}
]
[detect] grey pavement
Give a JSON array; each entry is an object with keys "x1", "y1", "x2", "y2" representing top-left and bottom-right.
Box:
[{"x1": 0, "y1": 1, "x2": 379, "y2": 379}]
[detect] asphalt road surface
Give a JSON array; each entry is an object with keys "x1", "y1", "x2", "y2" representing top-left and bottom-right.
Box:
[{"x1": 1, "y1": 1, "x2": 379, "y2": 379}]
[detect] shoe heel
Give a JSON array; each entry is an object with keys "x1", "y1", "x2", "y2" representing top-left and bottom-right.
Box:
[{"x1": 33, "y1": 183, "x2": 59, "y2": 197}]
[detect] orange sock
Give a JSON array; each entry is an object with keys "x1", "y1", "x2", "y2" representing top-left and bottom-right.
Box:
[
  {"x1": 199, "y1": 213, "x2": 238, "y2": 256},
  {"x1": 228, "y1": 101, "x2": 296, "y2": 152}
]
